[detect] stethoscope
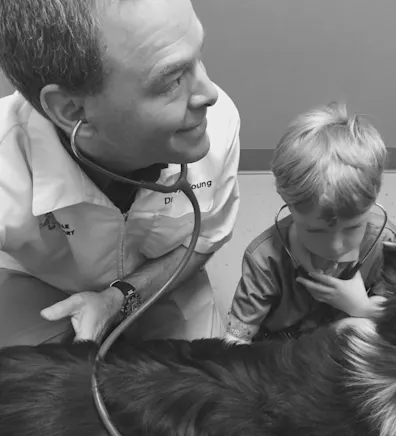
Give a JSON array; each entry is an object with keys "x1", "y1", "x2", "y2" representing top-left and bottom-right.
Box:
[
  {"x1": 71, "y1": 120, "x2": 202, "y2": 436},
  {"x1": 274, "y1": 202, "x2": 388, "y2": 281}
]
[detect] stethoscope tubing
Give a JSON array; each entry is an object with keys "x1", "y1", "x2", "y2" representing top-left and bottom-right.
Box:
[{"x1": 71, "y1": 120, "x2": 202, "y2": 436}]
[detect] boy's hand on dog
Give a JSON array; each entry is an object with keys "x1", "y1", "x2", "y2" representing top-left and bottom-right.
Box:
[
  {"x1": 40, "y1": 287, "x2": 124, "y2": 342},
  {"x1": 296, "y1": 270, "x2": 372, "y2": 317}
]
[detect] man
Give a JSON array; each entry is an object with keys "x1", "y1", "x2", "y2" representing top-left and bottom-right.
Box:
[{"x1": 0, "y1": 0, "x2": 240, "y2": 346}]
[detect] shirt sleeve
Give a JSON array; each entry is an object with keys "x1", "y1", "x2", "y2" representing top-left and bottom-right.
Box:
[
  {"x1": 371, "y1": 219, "x2": 396, "y2": 297},
  {"x1": 182, "y1": 114, "x2": 240, "y2": 254},
  {"x1": 0, "y1": 250, "x2": 28, "y2": 272},
  {"x1": 362, "y1": 217, "x2": 396, "y2": 296},
  {"x1": 0, "y1": 129, "x2": 32, "y2": 273},
  {"x1": 226, "y1": 250, "x2": 279, "y2": 342},
  {"x1": 0, "y1": 195, "x2": 28, "y2": 272}
]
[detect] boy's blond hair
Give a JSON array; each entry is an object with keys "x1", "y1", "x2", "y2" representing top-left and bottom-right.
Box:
[{"x1": 271, "y1": 102, "x2": 387, "y2": 222}]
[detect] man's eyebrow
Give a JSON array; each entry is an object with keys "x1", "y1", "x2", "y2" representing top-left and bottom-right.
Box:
[
  {"x1": 150, "y1": 62, "x2": 191, "y2": 86},
  {"x1": 145, "y1": 28, "x2": 206, "y2": 88}
]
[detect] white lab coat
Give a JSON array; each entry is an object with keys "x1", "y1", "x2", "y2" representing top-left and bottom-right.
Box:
[{"x1": 0, "y1": 84, "x2": 240, "y2": 341}]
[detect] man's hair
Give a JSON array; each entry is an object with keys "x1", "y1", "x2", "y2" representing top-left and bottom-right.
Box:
[
  {"x1": 0, "y1": 0, "x2": 106, "y2": 115},
  {"x1": 271, "y1": 102, "x2": 387, "y2": 223}
]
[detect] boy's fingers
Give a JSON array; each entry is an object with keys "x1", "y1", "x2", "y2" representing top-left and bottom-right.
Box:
[
  {"x1": 307, "y1": 272, "x2": 338, "y2": 285},
  {"x1": 296, "y1": 277, "x2": 331, "y2": 294}
]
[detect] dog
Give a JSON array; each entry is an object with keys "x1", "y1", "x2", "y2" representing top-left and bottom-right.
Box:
[{"x1": 1, "y1": 247, "x2": 396, "y2": 436}]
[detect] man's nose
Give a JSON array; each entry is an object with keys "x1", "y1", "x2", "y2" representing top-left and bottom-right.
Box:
[{"x1": 189, "y1": 61, "x2": 218, "y2": 108}]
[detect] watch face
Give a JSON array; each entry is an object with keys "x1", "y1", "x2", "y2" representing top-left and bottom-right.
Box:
[{"x1": 122, "y1": 292, "x2": 142, "y2": 317}]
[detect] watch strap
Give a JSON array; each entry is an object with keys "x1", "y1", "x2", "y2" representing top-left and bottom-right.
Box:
[
  {"x1": 110, "y1": 279, "x2": 136, "y2": 296},
  {"x1": 110, "y1": 280, "x2": 141, "y2": 317}
]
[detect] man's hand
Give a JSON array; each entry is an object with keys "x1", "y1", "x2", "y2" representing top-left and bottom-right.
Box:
[
  {"x1": 296, "y1": 270, "x2": 372, "y2": 317},
  {"x1": 39, "y1": 245, "x2": 210, "y2": 343},
  {"x1": 40, "y1": 287, "x2": 123, "y2": 342}
]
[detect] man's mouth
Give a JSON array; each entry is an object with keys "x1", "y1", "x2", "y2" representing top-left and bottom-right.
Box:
[{"x1": 178, "y1": 115, "x2": 208, "y2": 133}]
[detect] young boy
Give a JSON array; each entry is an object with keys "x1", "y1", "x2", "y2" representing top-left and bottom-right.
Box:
[{"x1": 226, "y1": 102, "x2": 396, "y2": 343}]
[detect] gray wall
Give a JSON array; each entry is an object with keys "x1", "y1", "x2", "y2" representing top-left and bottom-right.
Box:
[
  {"x1": 1, "y1": 1, "x2": 396, "y2": 165},
  {"x1": 0, "y1": 70, "x2": 13, "y2": 97},
  {"x1": 193, "y1": 0, "x2": 396, "y2": 153}
]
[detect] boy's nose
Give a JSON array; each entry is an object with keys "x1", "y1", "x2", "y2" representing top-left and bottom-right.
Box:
[{"x1": 328, "y1": 235, "x2": 344, "y2": 255}]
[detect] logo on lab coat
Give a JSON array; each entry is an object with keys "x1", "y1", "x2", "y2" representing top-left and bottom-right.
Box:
[
  {"x1": 60, "y1": 223, "x2": 75, "y2": 236},
  {"x1": 39, "y1": 213, "x2": 75, "y2": 235},
  {"x1": 39, "y1": 213, "x2": 59, "y2": 230},
  {"x1": 164, "y1": 180, "x2": 212, "y2": 204}
]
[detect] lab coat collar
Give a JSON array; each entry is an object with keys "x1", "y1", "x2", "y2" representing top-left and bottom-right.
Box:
[
  {"x1": 28, "y1": 108, "x2": 181, "y2": 217},
  {"x1": 28, "y1": 109, "x2": 114, "y2": 216}
]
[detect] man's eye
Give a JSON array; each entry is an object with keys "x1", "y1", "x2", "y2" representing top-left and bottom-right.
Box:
[{"x1": 161, "y1": 75, "x2": 184, "y2": 94}]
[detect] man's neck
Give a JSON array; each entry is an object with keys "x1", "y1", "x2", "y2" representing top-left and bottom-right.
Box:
[
  {"x1": 56, "y1": 127, "x2": 167, "y2": 189},
  {"x1": 56, "y1": 128, "x2": 168, "y2": 212}
]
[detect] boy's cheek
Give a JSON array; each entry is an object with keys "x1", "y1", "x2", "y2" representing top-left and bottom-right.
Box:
[{"x1": 299, "y1": 233, "x2": 323, "y2": 253}]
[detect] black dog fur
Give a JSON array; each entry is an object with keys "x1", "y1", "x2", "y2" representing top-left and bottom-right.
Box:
[{"x1": 1, "y1": 247, "x2": 396, "y2": 436}]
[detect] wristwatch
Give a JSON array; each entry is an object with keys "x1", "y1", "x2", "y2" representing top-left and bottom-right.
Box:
[{"x1": 110, "y1": 280, "x2": 142, "y2": 317}]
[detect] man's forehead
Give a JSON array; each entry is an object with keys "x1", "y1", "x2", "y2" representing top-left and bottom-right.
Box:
[
  {"x1": 98, "y1": 0, "x2": 201, "y2": 71},
  {"x1": 143, "y1": 25, "x2": 205, "y2": 88}
]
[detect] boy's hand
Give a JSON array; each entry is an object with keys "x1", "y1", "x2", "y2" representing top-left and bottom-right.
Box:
[{"x1": 296, "y1": 270, "x2": 371, "y2": 317}]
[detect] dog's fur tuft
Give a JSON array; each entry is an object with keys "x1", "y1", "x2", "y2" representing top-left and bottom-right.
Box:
[
  {"x1": 2, "y1": 249, "x2": 396, "y2": 435},
  {"x1": 0, "y1": 326, "x2": 377, "y2": 436}
]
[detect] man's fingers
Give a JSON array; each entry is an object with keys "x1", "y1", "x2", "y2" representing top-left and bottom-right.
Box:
[
  {"x1": 73, "y1": 331, "x2": 94, "y2": 342},
  {"x1": 74, "y1": 316, "x2": 105, "y2": 343},
  {"x1": 40, "y1": 295, "x2": 82, "y2": 321}
]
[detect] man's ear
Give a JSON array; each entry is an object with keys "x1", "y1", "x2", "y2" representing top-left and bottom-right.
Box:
[{"x1": 39, "y1": 84, "x2": 94, "y2": 139}]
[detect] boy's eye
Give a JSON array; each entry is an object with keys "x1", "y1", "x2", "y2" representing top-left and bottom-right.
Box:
[{"x1": 306, "y1": 228, "x2": 325, "y2": 234}]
